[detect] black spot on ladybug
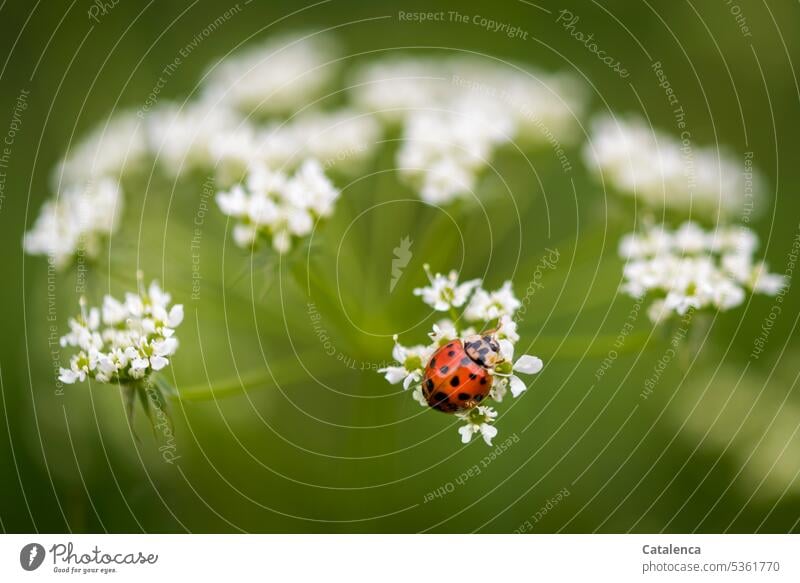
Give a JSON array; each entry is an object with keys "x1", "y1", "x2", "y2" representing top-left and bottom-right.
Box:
[
  {"x1": 433, "y1": 391, "x2": 448, "y2": 403},
  {"x1": 458, "y1": 393, "x2": 470, "y2": 400},
  {"x1": 475, "y1": 394, "x2": 483, "y2": 401},
  {"x1": 469, "y1": 373, "x2": 478, "y2": 380},
  {"x1": 446, "y1": 343, "x2": 453, "y2": 348},
  {"x1": 479, "y1": 378, "x2": 487, "y2": 385},
  {"x1": 461, "y1": 357, "x2": 471, "y2": 366},
  {"x1": 425, "y1": 379, "x2": 434, "y2": 393},
  {"x1": 440, "y1": 365, "x2": 449, "y2": 374},
  {"x1": 429, "y1": 357, "x2": 436, "y2": 369},
  {"x1": 448, "y1": 350, "x2": 455, "y2": 357},
  {"x1": 449, "y1": 376, "x2": 460, "y2": 387}
]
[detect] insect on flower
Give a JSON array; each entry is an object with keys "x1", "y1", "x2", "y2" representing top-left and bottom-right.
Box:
[{"x1": 380, "y1": 267, "x2": 543, "y2": 446}]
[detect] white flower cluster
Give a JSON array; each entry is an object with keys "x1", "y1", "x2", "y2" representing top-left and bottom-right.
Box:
[
  {"x1": 216, "y1": 159, "x2": 340, "y2": 253},
  {"x1": 379, "y1": 266, "x2": 543, "y2": 446},
  {"x1": 58, "y1": 280, "x2": 183, "y2": 385},
  {"x1": 583, "y1": 115, "x2": 764, "y2": 220},
  {"x1": 351, "y1": 56, "x2": 585, "y2": 204},
  {"x1": 202, "y1": 31, "x2": 339, "y2": 115},
  {"x1": 23, "y1": 179, "x2": 123, "y2": 269},
  {"x1": 620, "y1": 222, "x2": 785, "y2": 322},
  {"x1": 26, "y1": 112, "x2": 141, "y2": 270}
]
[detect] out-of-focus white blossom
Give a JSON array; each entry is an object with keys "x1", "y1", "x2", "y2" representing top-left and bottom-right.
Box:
[
  {"x1": 620, "y1": 222, "x2": 785, "y2": 322},
  {"x1": 147, "y1": 100, "x2": 242, "y2": 176},
  {"x1": 24, "y1": 178, "x2": 123, "y2": 270},
  {"x1": 380, "y1": 267, "x2": 542, "y2": 446},
  {"x1": 350, "y1": 56, "x2": 585, "y2": 138},
  {"x1": 216, "y1": 158, "x2": 339, "y2": 254},
  {"x1": 58, "y1": 279, "x2": 183, "y2": 385},
  {"x1": 52, "y1": 111, "x2": 148, "y2": 189},
  {"x1": 202, "y1": 32, "x2": 339, "y2": 115},
  {"x1": 352, "y1": 56, "x2": 586, "y2": 205},
  {"x1": 584, "y1": 115, "x2": 765, "y2": 220}
]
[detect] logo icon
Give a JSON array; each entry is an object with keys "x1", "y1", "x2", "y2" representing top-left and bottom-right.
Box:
[
  {"x1": 20, "y1": 543, "x2": 46, "y2": 571},
  {"x1": 390, "y1": 236, "x2": 413, "y2": 292}
]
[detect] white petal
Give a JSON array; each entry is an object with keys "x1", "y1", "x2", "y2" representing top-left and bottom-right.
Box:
[
  {"x1": 458, "y1": 425, "x2": 475, "y2": 444},
  {"x1": 58, "y1": 368, "x2": 79, "y2": 384},
  {"x1": 498, "y1": 339, "x2": 515, "y2": 362},
  {"x1": 168, "y1": 304, "x2": 184, "y2": 327},
  {"x1": 402, "y1": 373, "x2": 417, "y2": 391},
  {"x1": 381, "y1": 366, "x2": 407, "y2": 385},
  {"x1": 150, "y1": 355, "x2": 169, "y2": 371},
  {"x1": 480, "y1": 424, "x2": 498, "y2": 446},
  {"x1": 513, "y1": 355, "x2": 543, "y2": 375},
  {"x1": 509, "y1": 374, "x2": 527, "y2": 397}
]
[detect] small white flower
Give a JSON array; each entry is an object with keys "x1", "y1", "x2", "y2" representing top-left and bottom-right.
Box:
[
  {"x1": 456, "y1": 406, "x2": 499, "y2": 446},
  {"x1": 494, "y1": 340, "x2": 543, "y2": 398},
  {"x1": 414, "y1": 265, "x2": 481, "y2": 312},
  {"x1": 428, "y1": 319, "x2": 459, "y2": 345},
  {"x1": 464, "y1": 281, "x2": 521, "y2": 322},
  {"x1": 378, "y1": 336, "x2": 433, "y2": 390}
]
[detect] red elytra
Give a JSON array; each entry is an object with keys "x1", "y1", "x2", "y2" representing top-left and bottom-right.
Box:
[{"x1": 421, "y1": 339, "x2": 493, "y2": 413}]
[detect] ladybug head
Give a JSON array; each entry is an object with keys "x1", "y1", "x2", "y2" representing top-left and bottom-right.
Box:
[{"x1": 464, "y1": 332, "x2": 502, "y2": 369}]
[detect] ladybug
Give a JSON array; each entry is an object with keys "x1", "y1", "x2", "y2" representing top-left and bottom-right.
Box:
[{"x1": 421, "y1": 333, "x2": 503, "y2": 413}]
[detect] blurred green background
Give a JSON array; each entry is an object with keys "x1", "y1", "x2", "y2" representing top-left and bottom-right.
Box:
[{"x1": 1, "y1": 0, "x2": 800, "y2": 533}]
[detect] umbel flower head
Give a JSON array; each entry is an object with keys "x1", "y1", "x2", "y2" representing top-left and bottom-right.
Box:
[
  {"x1": 23, "y1": 178, "x2": 123, "y2": 270},
  {"x1": 619, "y1": 222, "x2": 785, "y2": 322},
  {"x1": 216, "y1": 158, "x2": 339, "y2": 254},
  {"x1": 350, "y1": 55, "x2": 586, "y2": 205},
  {"x1": 380, "y1": 267, "x2": 543, "y2": 446},
  {"x1": 58, "y1": 276, "x2": 183, "y2": 386},
  {"x1": 583, "y1": 114, "x2": 765, "y2": 221}
]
